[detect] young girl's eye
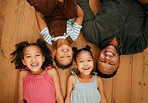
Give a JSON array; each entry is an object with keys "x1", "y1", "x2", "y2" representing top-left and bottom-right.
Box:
[
  {"x1": 36, "y1": 54, "x2": 40, "y2": 56},
  {"x1": 79, "y1": 60, "x2": 83, "y2": 62},
  {"x1": 26, "y1": 56, "x2": 31, "y2": 58},
  {"x1": 88, "y1": 59, "x2": 92, "y2": 62}
]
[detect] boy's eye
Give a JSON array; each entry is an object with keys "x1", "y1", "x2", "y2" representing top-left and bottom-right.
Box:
[
  {"x1": 79, "y1": 60, "x2": 83, "y2": 62},
  {"x1": 100, "y1": 60, "x2": 105, "y2": 63},
  {"x1": 67, "y1": 56, "x2": 71, "y2": 58}
]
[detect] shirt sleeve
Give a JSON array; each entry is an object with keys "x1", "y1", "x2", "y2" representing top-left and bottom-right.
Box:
[
  {"x1": 67, "y1": 19, "x2": 82, "y2": 41},
  {"x1": 40, "y1": 27, "x2": 52, "y2": 45}
]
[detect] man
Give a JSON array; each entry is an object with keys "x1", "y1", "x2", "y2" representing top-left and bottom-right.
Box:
[{"x1": 77, "y1": 0, "x2": 148, "y2": 77}]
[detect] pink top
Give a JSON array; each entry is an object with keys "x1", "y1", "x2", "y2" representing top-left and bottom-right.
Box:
[{"x1": 23, "y1": 68, "x2": 56, "y2": 103}]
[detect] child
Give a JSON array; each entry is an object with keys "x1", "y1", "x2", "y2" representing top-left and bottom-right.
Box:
[
  {"x1": 11, "y1": 39, "x2": 64, "y2": 103},
  {"x1": 26, "y1": 0, "x2": 84, "y2": 69},
  {"x1": 65, "y1": 45, "x2": 107, "y2": 103}
]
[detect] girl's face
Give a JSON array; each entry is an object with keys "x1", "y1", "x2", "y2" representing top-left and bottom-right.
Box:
[
  {"x1": 76, "y1": 51, "x2": 94, "y2": 76},
  {"x1": 22, "y1": 45, "x2": 45, "y2": 74}
]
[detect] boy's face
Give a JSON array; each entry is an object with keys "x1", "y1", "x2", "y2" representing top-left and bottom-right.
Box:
[
  {"x1": 55, "y1": 44, "x2": 73, "y2": 66},
  {"x1": 97, "y1": 45, "x2": 120, "y2": 75}
]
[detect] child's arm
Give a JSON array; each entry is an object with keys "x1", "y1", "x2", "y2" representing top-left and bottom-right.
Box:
[
  {"x1": 97, "y1": 76, "x2": 108, "y2": 103},
  {"x1": 17, "y1": 71, "x2": 27, "y2": 103},
  {"x1": 48, "y1": 68, "x2": 64, "y2": 103},
  {"x1": 35, "y1": 10, "x2": 47, "y2": 31},
  {"x1": 75, "y1": 5, "x2": 84, "y2": 26},
  {"x1": 65, "y1": 75, "x2": 75, "y2": 103}
]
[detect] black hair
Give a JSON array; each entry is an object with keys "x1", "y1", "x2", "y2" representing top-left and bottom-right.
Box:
[
  {"x1": 96, "y1": 66, "x2": 118, "y2": 78},
  {"x1": 72, "y1": 45, "x2": 93, "y2": 62},
  {"x1": 54, "y1": 56, "x2": 73, "y2": 69},
  {"x1": 11, "y1": 39, "x2": 53, "y2": 69}
]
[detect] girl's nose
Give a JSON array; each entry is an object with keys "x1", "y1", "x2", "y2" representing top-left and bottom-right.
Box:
[
  {"x1": 31, "y1": 57, "x2": 37, "y2": 61},
  {"x1": 84, "y1": 61, "x2": 88, "y2": 66}
]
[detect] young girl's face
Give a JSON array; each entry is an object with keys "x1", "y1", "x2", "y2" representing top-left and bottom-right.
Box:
[
  {"x1": 76, "y1": 51, "x2": 94, "y2": 76},
  {"x1": 22, "y1": 45, "x2": 45, "y2": 74}
]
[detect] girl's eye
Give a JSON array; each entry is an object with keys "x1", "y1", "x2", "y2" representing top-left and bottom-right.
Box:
[
  {"x1": 88, "y1": 59, "x2": 92, "y2": 62},
  {"x1": 79, "y1": 60, "x2": 83, "y2": 62},
  {"x1": 26, "y1": 56, "x2": 31, "y2": 58},
  {"x1": 36, "y1": 54, "x2": 40, "y2": 56}
]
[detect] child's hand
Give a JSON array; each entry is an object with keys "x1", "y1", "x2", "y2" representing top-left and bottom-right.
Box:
[{"x1": 35, "y1": 10, "x2": 47, "y2": 31}]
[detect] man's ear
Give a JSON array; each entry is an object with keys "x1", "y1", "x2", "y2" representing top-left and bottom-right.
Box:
[{"x1": 22, "y1": 59, "x2": 26, "y2": 65}]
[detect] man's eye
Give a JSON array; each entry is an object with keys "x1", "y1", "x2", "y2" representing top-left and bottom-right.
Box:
[{"x1": 109, "y1": 63, "x2": 114, "y2": 65}]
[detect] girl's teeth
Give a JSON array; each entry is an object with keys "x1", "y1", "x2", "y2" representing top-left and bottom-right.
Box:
[
  {"x1": 83, "y1": 68, "x2": 89, "y2": 70},
  {"x1": 32, "y1": 64, "x2": 38, "y2": 66}
]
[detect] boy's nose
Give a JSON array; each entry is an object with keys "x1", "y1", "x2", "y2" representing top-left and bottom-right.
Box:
[{"x1": 64, "y1": 53, "x2": 67, "y2": 56}]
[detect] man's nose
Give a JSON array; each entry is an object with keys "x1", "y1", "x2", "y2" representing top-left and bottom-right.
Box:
[{"x1": 104, "y1": 55, "x2": 111, "y2": 60}]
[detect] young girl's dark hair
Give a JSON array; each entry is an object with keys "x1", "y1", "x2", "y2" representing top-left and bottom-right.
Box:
[
  {"x1": 11, "y1": 39, "x2": 53, "y2": 69},
  {"x1": 72, "y1": 45, "x2": 93, "y2": 62}
]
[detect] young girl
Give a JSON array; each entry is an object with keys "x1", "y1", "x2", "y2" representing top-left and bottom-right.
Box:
[
  {"x1": 11, "y1": 39, "x2": 64, "y2": 103},
  {"x1": 65, "y1": 45, "x2": 107, "y2": 103}
]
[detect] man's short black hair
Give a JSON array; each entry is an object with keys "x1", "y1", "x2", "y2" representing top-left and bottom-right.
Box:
[
  {"x1": 96, "y1": 67, "x2": 118, "y2": 78},
  {"x1": 54, "y1": 56, "x2": 73, "y2": 69}
]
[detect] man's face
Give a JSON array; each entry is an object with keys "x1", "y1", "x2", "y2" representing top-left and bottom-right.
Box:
[
  {"x1": 55, "y1": 44, "x2": 73, "y2": 66},
  {"x1": 98, "y1": 45, "x2": 120, "y2": 75}
]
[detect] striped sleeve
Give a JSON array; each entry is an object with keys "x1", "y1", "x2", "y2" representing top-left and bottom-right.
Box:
[
  {"x1": 40, "y1": 27, "x2": 52, "y2": 45},
  {"x1": 67, "y1": 20, "x2": 82, "y2": 41}
]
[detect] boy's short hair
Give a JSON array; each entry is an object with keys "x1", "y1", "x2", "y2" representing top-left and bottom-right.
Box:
[{"x1": 54, "y1": 56, "x2": 73, "y2": 69}]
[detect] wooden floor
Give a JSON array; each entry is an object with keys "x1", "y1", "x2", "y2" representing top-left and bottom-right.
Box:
[{"x1": 0, "y1": 0, "x2": 148, "y2": 103}]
